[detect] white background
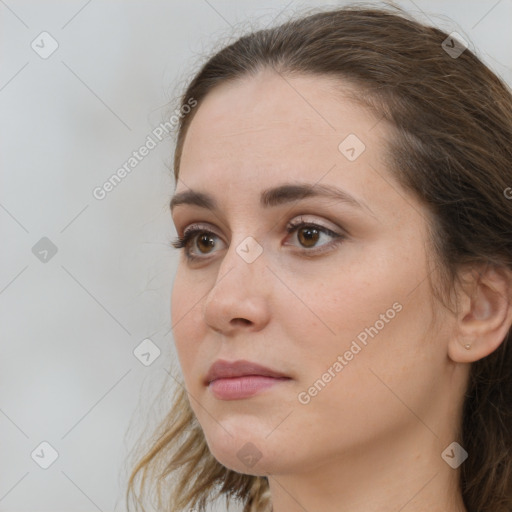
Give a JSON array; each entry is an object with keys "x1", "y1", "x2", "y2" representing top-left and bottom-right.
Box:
[{"x1": 1, "y1": 1, "x2": 511, "y2": 511}]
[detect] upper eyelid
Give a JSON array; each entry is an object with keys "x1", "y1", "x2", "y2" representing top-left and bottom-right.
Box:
[
  {"x1": 181, "y1": 222, "x2": 222, "y2": 238},
  {"x1": 177, "y1": 215, "x2": 344, "y2": 237}
]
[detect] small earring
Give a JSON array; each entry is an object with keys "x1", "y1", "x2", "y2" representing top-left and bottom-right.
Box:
[{"x1": 464, "y1": 343, "x2": 471, "y2": 350}]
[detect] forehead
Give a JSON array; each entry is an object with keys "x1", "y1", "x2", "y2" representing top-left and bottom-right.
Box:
[{"x1": 180, "y1": 69, "x2": 384, "y2": 165}]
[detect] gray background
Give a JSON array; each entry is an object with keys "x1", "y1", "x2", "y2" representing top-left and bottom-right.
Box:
[{"x1": 1, "y1": 0, "x2": 511, "y2": 510}]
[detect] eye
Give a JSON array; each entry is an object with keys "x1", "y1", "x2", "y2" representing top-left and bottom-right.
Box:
[
  {"x1": 170, "y1": 217, "x2": 346, "y2": 262},
  {"x1": 170, "y1": 224, "x2": 223, "y2": 261},
  {"x1": 283, "y1": 216, "x2": 345, "y2": 256}
]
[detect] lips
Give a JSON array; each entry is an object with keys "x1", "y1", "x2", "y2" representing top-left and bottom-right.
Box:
[{"x1": 204, "y1": 359, "x2": 290, "y2": 385}]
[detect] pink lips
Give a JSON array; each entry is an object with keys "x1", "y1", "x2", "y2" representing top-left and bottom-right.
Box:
[{"x1": 204, "y1": 359, "x2": 291, "y2": 400}]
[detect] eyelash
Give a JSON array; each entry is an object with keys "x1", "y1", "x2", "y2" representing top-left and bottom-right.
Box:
[{"x1": 170, "y1": 218, "x2": 346, "y2": 262}]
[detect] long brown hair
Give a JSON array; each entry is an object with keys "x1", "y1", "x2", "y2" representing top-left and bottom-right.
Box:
[{"x1": 126, "y1": 4, "x2": 512, "y2": 511}]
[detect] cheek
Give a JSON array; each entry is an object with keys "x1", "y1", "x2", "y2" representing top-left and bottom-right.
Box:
[
  {"x1": 170, "y1": 270, "x2": 207, "y2": 377},
  {"x1": 287, "y1": 296, "x2": 436, "y2": 455},
  {"x1": 289, "y1": 250, "x2": 435, "y2": 389}
]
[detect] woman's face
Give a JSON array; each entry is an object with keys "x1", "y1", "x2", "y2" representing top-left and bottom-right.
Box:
[{"x1": 170, "y1": 69, "x2": 460, "y2": 475}]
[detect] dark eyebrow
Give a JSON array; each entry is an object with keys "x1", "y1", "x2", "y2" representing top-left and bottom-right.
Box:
[{"x1": 170, "y1": 183, "x2": 371, "y2": 215}]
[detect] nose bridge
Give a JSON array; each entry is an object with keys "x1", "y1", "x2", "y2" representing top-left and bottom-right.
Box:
[
  {"x1": 203, "y1": 233, "x2": 270, "y2": 330},
  {"x1": 212, "y1": 233, "x2": 267, "y2": 297},
  {"x1": 224, "y1": 220, "x2": 266, "y2": 266}
]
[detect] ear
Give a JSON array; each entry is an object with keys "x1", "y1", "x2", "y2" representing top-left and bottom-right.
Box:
[{"x1": 448, "y1": 263, "x2": 512, "y2": 364}]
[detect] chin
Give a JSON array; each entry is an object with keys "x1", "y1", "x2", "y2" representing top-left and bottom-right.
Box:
[{"x1": 202, "y1": 422, "x2": 284, "y2": 475}]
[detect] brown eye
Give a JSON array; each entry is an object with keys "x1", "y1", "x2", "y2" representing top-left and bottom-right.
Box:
[
  {"x1": 286, "y1": 219, "x2": 343, "y2": 252},
  {"x1": 195, "y1": 233, "x2": 216, "y2": 254},
  {"x1": 297, "y1": 226, "x2": 321, "y2": 248},
  {"x1": 171, "y1": 227, "x2": 224, "y2": 261}
]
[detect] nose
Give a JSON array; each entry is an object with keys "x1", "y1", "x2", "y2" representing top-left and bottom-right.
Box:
[{"x1": 203, "y1": 239, "x2": 272, "y2": 336}]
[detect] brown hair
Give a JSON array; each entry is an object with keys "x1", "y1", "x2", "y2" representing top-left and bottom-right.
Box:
[{"x1": 126, "y1": 4, "x2": 512, "y2": 511}]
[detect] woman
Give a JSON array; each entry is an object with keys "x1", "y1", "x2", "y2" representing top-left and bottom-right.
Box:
[{"x1": 127, "y1": 5, "x2": 512, "y2": 512}]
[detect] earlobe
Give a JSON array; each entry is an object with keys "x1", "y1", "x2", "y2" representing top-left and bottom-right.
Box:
[{"x1": 448, "y1": 265, "x2": 512, "y2": 364}]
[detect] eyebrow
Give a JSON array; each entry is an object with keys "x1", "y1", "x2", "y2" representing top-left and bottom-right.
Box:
[{"x1": 170, "y1": 183, "x2": 371, "y2": 215}]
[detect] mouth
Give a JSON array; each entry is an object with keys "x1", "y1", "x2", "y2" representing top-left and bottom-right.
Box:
[{"x1": 204, "y1": 359, "x2": 292, "y2": 400}]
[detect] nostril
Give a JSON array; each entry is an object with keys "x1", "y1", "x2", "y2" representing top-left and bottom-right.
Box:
[{"x1": 232, "y1": 318, "x2": 251, "y2": 326}]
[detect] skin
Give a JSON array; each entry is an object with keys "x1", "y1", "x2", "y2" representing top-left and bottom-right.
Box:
[{"x1": 170, "y1": 69, "x2": 512, "y2": 512}]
